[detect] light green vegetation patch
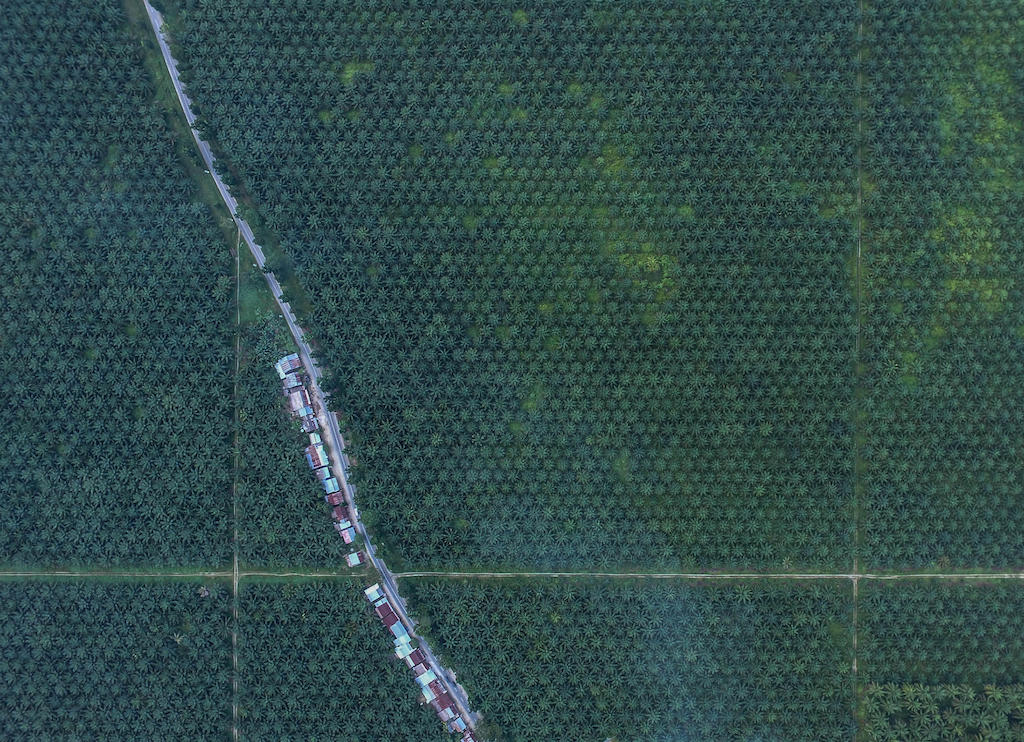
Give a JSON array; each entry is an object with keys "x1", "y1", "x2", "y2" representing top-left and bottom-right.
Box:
[
  {"x1": 169, "y1": 0, "x2": 858, "y2": 572},
  {"x1": 340, "y1": 60, "x2": 375, "y2": 85},
  {"x1": 860, "y1": 1, "x2": 1024, "y2": 569}
]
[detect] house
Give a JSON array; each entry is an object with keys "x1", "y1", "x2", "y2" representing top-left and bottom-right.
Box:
[
  {"x1": 449, "y1": 717, "x2": 468, "y2": 733},
  {"x1": 308, "y1": 432, "x2": 322, "y2": 446},
  {"x1": 405, "y1": 648, "x2": 427, "y2": 669},
  {"x1": 274, "y1": 353, "x2": 302, "y2": 378},
  {"x1": 305, "y1": 443, "x2": 328, "y2": 469},
  {"x1": 415, "y1": 669, "x2": 437, "y2": 688},
  {"x1": 390, "y1": 621, "x2": 410, "y2": 644},
  {"x1": 315, "y1": 467, "x2": 331, "y2": 482},
  {"x1": 430, "y1": 691, "x2": 455, "y2": 712},
  {"x1": 345, "y1": 551, "x2": 363, "y2": 567},
  {"x1": 393, "y1": 637, "x2": 414, "y2": 659},
  {"x1": 364, "y1": 584, "x2": 384, "y2": 603},
  {"x1": 300, "y1": 415, "x2": 319, "y2": 433},
  {"x1": 462, "y1": 732, "x2": 478, "y2": 742},
  {"x1": 332, "y1": 517, "x2": 356, "y2": 543},
  {"x1": 281, "y1": 372, "x2": 303, "y2": 390},
  {"x1": 323, "y1": 477, "x2": 340, "y2": 494},
  {"x1": 335, "y1": 521, "x2": 356, "y2": 544},
  {"x1": 325, "y1": 491, "x2": 345, "y2": 506},
  {"x1": 288, "y1": 388, "x2": 312, "y2": 414},
  {"x1": 428, "y1": 679, "x2": 446, "y2": 703}
]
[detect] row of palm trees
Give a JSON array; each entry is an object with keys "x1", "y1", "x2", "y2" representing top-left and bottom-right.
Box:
[
  {"x1": 0, "y1": 580, "x2": 232, "y2": 739},
  {"x1": 235, "y1": 316, "x2": 348, "y2": 568},
  {"x1": 863, "y1": 683, "x2": 1024, "y2": 742},
  {"x1": 166, "y1": 0, "x2": 1021, "y2": 577},
  {"x1": 858, "y1": 0, "x2": 1023, "y2": 569},
  {"x1": 238, "y1": 581, "x2": 446, "y2": 740},
  {"x1": 408, "y1": 578, "x2": 855, "y2": 742},
  {"x1": 1, "y1": 0, "x2": 261, "y2": 569}
]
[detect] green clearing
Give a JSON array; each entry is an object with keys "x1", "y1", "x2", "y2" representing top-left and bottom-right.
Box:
[
  {"x1": 859, "y1": 2, "x2": 1024, "y2": 569},
  {"x1": 858, "y1": 580, "x2": 1024, "y2": 740},
  {"x1": 0, "y1": 578, "x2": 232, "y2": 739},
  {"x1": 405, "y1": 578, "x2": 855, "y2": 741},
  {"x1": 167, "y1": 0, "x2": 858, "y2": 573}
]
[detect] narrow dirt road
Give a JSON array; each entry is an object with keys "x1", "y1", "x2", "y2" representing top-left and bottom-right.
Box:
[{"x1": 394, "y1": 570, "x2": 1024, "y2": 580}]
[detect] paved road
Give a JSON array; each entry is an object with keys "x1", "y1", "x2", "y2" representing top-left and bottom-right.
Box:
[{"x1": 143, "y1": 1, "x2": 478, "y2": 730}]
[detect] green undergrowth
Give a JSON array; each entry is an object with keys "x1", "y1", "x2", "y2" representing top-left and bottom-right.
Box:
[{"x1": 859, "y1": 0, "x2": 1024, "y2": 570}]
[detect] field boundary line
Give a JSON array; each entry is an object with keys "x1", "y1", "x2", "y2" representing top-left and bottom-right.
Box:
[
  {"x1": 0, "y1": 570, "x2": 234, "y2": 578},
  {"x1": 0, "y1": 569, "x2": 356, "y2": 579},
  {"x1": 237, "y1": 571, "x2": 361, "y2": 578},
  {"x1": 231, "y1": 229, "x2": 241, "y2": 742},
  {"x1": 847, "y1": 4, "x2": 864, "y2": 736},
  {"x1": 392, "y1": 570, "x2": 1024, "y2": 580},
  {"x1": 852, "y1": 0, "x2": 866, "y2": 581},
  {"x1": 3, "y1": 569, "x2": 1021, "y2": 580},
  {"x1": 852, "y1": 4, "x2": 867, "y2": 737},
  {"x1": 852, "y1": 576, "x2": 860, "y2": 732}
]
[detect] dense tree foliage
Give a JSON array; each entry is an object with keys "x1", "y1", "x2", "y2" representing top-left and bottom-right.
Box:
[
  {"x1": 0, "y1": 579, "x2": 231, "y2": 739},
  {"x1": 236, "y1": 312, "x2": 347, "y2": 567},
  {"x1": 859, "y1": 581, "x2": 1024, "y2": 740},
  {"x1": 169, "y1": 0, "x2": 858, "y2": 571},
  {"x1": 238, "y1": 579, "x2": 446, "y2": 740},
  {"x1": 863, "y1": 684, "x2": 1024, "y2": 741},
  {"x1": 406, "y1": 578, "x2": 854, "y2": 741},
  {"x1": 0, "y1": 1, "x2": 235, "y2": 566},
  {"x1": 860, "y1": 581, "x2": 1024, "y2": 687},
  {"x1": 860, "y1": 1, "x2": 1024, "y2": 568}
]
